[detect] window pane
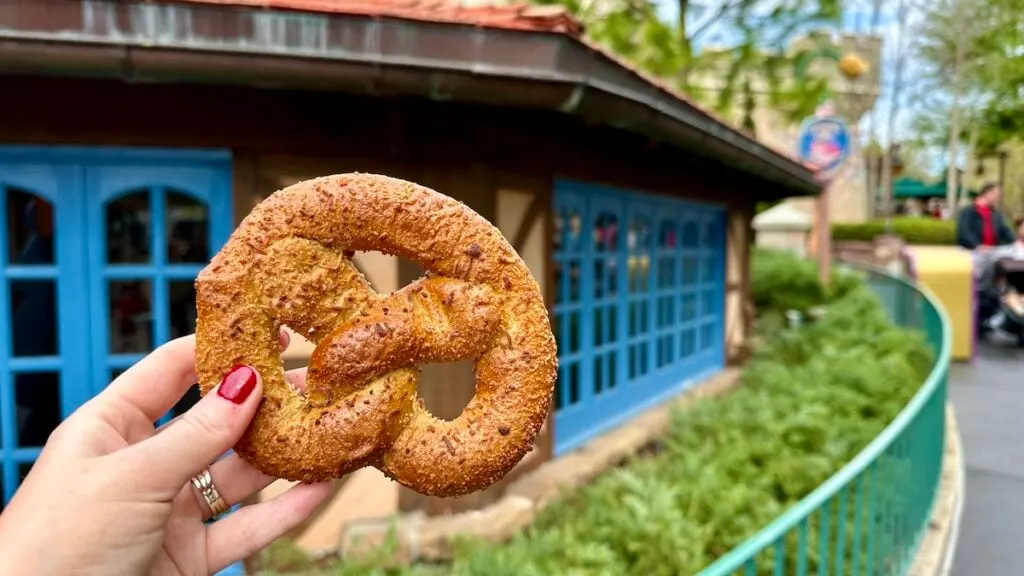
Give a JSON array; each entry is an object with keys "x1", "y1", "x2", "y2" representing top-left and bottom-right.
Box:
[
  {"x1": 167, "y1": 191, "x2": 209, "y2": 264},
  {"x1": 658, "y1": 220, "x2": 676, "y2": 249},
  {"x1": 681, "y1": 293, "x2": 697, "y2": 321},
  {"x1": 169, "y1": 281, "x2": 198, "y2": 340},
  {"x1": 593, "y1": 211, "x2": 619, "y2": 253},
  {"x1": 9, "y1": 281, "x2": 57, "y2": 357},
  {"x1": 172, "y1": 385, "x2": 201, "y2": 418},
  {"x1": 109, "y1": 280, "x2": 153, "y2": 354},
  {"x1": 568, "y1": 363, "x2": 580, "y2": 405},
  {"x1": 554, "y1": 261, "x2": 562, "y2": 304},
  {"x1": 106, "y1": 190, "x2": 151, "y2": 264},
  {"x1": 555, "y1": 208, "x2": 585, "y2": 254},
  {"x1": 6, "y1": 187, "x2": 54, "y2": 265},
  {"x1": 14, "y1": 372, "x2": 61, "y2": 448},
  {"x1": 702, "y1": 217, "x2": 720, "y2": 248},
  {"x1": 683, "y1": 256, "x2": 699, "y2": 285},
  {"x1": 18, "y1": 462, "x2": 33, "y2": 483},
  {"x1": 682, "y1": 220, "x2": 700, "y2": 248},
  {"x1": 702, "y1": 256, "x2": 717, "y2": 283}
]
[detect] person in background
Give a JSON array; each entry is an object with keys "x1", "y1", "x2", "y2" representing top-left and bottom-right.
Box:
[
  {"x1": 956, "y1": 182, "x2": 1015, "y2": 250},
  {"x1": 983, "y1": 218, "x2": 1024, "y2": 334}
]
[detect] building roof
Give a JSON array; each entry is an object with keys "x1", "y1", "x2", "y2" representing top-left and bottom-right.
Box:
[
  {"x1": 170, "y1": 0, "x2": 585, "y2": 35},
  {"x1": 170, "y1": 0, "x2": 813, "y2": 173},
  {"x1": 0, "y1": 0, "x2": 820, "y2": 195}
]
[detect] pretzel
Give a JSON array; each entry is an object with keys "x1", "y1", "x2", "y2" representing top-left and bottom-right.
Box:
[{"x1": 194, "y1": 173, "x2": 557, "y2": 497}]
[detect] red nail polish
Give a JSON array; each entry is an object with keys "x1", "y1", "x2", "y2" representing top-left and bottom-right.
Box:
[{"x1": 218, "y1": 365, "x2": 257, "y2": 404}]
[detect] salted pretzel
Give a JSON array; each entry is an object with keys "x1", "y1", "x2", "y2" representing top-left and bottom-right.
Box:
[{"x1": 194, "y1": 173, "x2": 557, "y2": 497}]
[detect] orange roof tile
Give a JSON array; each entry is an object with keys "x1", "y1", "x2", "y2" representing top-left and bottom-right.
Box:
[{"x1": 169, "y1": 0, "x2": 584, "y2": 35}]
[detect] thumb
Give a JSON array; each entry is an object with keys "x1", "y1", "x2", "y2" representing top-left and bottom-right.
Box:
[{"x1": 123, "y1": 365, "x2": 264, "y2": 496}]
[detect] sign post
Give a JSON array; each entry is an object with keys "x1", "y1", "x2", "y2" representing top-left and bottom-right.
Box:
[{"x1": 796, "y1": 101, "x2": 851, "y2": 287}]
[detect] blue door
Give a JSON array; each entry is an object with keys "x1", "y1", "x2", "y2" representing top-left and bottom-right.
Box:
[
  {"x1": 0, "y1": 162, "x2": 91, "y2": 505},
  {"x1": 0, "y1": 147, "x2": 233, "y2": 512},
  {"x1": 552, "y1": 180, "x2": 727, "y2": 455},
  {"x1": 85, "y1": 164, "x2": 232, "y2": 414}
]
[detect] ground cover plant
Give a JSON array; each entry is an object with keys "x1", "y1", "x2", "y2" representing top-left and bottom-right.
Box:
[{"x1": 253, "y1": 249, "x2": 934, "y2": 576}]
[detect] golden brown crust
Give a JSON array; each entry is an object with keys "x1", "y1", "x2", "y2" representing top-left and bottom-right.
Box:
[{"x1": 194, "y1": 173, "x2": 557, "y2": 497}]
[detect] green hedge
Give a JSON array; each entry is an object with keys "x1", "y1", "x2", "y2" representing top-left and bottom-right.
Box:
[
  {"x1": 255, "y1": 250, "x2": 934, "y2": 576},
  {"x1": 750, "y1": 247, "x2": 860, "y2": 319},
  {"x1": 831, "y1": 217, "x2": 956, "y2": 245}
]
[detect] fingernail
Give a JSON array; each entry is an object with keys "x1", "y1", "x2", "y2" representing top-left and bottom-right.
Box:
[{"x1": 218, "y1": 365, "x2": 258, "y2": 404}]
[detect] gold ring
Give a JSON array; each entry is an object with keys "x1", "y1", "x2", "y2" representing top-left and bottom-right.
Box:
[{"x1": 190, "y1": 468, "x2": 230, "y2": 520}]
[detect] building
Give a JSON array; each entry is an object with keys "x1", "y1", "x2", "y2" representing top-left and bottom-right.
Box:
[
  {"x1": 0, "y1": 0, "x2": 820, "y2": 554},
  {"x1": 690, "y1": 31, "x2": 883, "y2": 224}
]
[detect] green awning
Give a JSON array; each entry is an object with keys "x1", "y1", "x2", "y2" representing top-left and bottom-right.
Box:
[{"x1": 892, "y1": 177, "x2": 976, "y2": 199}]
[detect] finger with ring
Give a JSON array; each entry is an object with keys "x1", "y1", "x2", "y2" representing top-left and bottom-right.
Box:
[
  {"x1": 188, "y1": 454, "x2": 275, "y2": 521},
  {"x1": 191, "y1": 468, "x2": 231, "y2": 521}
]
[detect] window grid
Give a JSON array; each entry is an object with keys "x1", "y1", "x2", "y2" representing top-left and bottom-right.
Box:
[
  {"x1": 552, "y1": 182, "x2": 726, "y2": 455},
  {"x1": 0, "y1": 173, "x2": 89, "y2": 508}
]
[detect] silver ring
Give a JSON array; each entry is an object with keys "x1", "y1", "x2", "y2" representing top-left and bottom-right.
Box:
[{"x1": 190, "y1": 468, "x2": 230, "y2": 520}]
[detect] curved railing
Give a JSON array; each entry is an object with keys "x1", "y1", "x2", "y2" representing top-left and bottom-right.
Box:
[{"x1": 699, "y1": 264, "x2": 952, "y2": 576}]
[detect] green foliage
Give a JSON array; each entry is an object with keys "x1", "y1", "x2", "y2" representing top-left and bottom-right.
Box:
[
  {"x1": 750, "y1": 247, "x2": 861, "y2": 318},
  {"x1": 751, "y1": 246, "x2": 826, "y2": 315},
  {"x1": 291, "y1": 250, "x2": 933, "y2": 576},
  {"x1": 254, "y1": 539, "x2": 323, "y2": 574},
  {"x1": 831, "y1": 217, "x2": 957, "y2": 245},
  {"x1": 912, "y1": 0, "x2": 1024, "y2": 155},
  {"x1": 528, "y1": 0, "x2": 843, "y2": 127}
]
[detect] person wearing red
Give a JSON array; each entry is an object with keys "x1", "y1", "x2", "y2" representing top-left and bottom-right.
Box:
[{"x1": 956, "y1": 183, "x2": 1015, "y2": 250}]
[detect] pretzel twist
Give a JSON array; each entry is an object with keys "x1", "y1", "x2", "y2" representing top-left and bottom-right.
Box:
[{"x1": 194, "y1": 174, "x2": 557, "y2": 496}]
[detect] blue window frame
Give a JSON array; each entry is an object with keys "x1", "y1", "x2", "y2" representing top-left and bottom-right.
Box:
[
  {"x1": 552, "y1": 179, "x2": 726, "y2": 455},
  {"x1": 0, "y1": 162, "x2": 91, "y2": 504},
  {"x1": 0, "y1": 147, "x2": 241, "y2": 573},
  {"x1": 84, "y1": 163, "x2": 232, "y2": 416}
]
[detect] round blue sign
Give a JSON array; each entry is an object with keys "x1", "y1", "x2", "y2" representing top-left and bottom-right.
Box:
[{"x1": 797, "y1": 115, "x2": 851, "y2": 180}]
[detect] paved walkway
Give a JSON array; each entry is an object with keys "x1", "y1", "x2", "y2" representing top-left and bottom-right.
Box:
[{"x1": 951, "y1": 337, "x2": 1024, "y2": 574}]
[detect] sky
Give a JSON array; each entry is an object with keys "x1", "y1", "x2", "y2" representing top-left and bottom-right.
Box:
[{"x1": 652, "y1": 0, "x2": 930, "y2": 159}]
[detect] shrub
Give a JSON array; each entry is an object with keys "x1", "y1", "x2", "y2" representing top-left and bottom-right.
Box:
[
  {"x1": 290, "y1": 251, "x2": 934, "y2": 576},
  {"x1": 750, "y1": 247, "x2": 862, "y2": 318},
  {"x1": 751, "y1": 247, "x2": 826, "y2": 316},
  {"x1": 831, "y1": 217, "x2": 956, "y2": 245}
]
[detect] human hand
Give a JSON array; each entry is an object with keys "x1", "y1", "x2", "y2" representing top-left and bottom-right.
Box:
[{"x1": 0, "y1": 332, "x2": 331, "y2": 576}]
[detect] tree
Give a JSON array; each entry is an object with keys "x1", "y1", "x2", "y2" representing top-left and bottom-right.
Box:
[
  {"x1": 911, "y1": 0, "x2": 1024, "y2": 208},
  {"x1": 530, "y1": 0, "x2": 845, "y2": 129},
  {"x1": 911, "y1": 0, "x2": 992, "y2": 208}
]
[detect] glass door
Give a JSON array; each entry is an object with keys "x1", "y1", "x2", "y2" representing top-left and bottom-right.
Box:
[
  {"x1": 0, "y1": 163, "x2": 91, "y2": 507},
  {"x1": 85, "y1": 164, "x2": 232, "y2": 422}
]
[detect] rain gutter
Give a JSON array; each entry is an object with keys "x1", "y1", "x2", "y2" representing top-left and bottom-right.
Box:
[{"x1": 0, "y1": 0, "x2": 820, "y2": 195}]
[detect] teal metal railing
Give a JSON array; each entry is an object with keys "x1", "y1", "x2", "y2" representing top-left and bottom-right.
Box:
[{"x1": 699, "y1": 265, "x2": 952, "y2": 576}]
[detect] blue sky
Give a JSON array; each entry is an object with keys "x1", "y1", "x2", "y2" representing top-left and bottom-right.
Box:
[{"x1": 652, "y1": 0, "x2": 924, "y2": 151}]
